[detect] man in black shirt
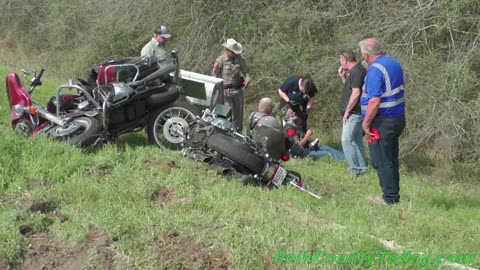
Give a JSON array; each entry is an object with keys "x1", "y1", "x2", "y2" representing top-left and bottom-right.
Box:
[{"x1": 338, "y1": 50, "x2": 367, "y2": 176}]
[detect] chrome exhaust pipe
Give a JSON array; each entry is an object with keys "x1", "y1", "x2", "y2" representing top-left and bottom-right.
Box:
[
  {"x1": 208, "y1": 162, "x2": 233, "y2": 175},
  {"x1": 32, "y1": 104, "x2": 67, "y2": 127}
]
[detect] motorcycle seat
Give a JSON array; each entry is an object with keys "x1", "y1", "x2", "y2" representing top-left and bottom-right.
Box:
[{"x1": 138, "y1": 63, "x2": 176, "y2": 84}]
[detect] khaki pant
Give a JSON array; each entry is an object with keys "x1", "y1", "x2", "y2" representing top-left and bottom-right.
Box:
[{"x1": 224, "y1": 89, "x2": 244, "y2": 133}]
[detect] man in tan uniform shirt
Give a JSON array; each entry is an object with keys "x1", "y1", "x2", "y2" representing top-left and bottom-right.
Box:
[{"x1": 212, "y1": 38, "x2": 251, "y2": 133}]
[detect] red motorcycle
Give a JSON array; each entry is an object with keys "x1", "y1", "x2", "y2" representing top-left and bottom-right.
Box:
[{"x1": 6, "y1": 68, "x2": 101, "y2": 146}]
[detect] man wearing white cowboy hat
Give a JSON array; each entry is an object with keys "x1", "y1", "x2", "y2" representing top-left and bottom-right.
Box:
[
  {"x1": 141, "y1": 25, "x2": 172, "y2": 65},
  {"x1": 212, "y1": 38, "x2": 251, "y2": 133}
]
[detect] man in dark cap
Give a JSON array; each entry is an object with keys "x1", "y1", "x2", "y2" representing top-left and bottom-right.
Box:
[{"x1": 141, "y1": 25, "x2": 172, "y2": 65}]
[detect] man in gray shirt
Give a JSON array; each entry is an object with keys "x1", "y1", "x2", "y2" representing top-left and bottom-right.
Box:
[
  {"x1": 141, "y1": 25, "x2": 172, "y2": 65},
  {"x1": 246, "y1": 97, "x2": 280, "y2": 137}
]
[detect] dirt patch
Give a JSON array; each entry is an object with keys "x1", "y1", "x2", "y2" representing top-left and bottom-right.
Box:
[
  {"x1": 0, "y1": 38, "x2": 17, "y2": 53},
  {"x1": 28, "y1": 201, "x2": 57, "y2": 213},
  {"x1": 263, "y1": 256, "x2": 284, "y2": 270},
  {"x1": 310, "y1": 183, "x2": 336, "y2": 198},
  {"x1": 19, "y1": 198, "x2": 65, "y2": 222},
  {"x1": 86, "y1": 230, "x2": 110, "y2": 247},
  {"x1": 86, "y1": 165, "x2": 114, "y2": 177},
  {"x1": 50, "y1": 211, "x2": 69, "y2": 223},
  {"x1": 27, "y1": 178, "x2": 50, "y2": 190},
  {"x1": 97, "y1": 165, "x2": 114, "y2": 177},
  {"x1": 143, "y1": 159, "x2": 177, "y2": 172},
  {"x1": 156, "y1": 231, "x2": 231, "y2": 270},
  {"x1": 21, "y1": 231, "x2": 115, "y2": 270},
  {"x1": 0, "y1": 261, "x2": 12, "y2": 270},
  {"x1": 151, "y1": 186, "x2": 174, "y2": 207},
  {"x1": 17, "y1": 201, "x2": 60, "y2": 236},
  {"x1": 0, "y1": 192, "x2": 16, "y2": 209}
]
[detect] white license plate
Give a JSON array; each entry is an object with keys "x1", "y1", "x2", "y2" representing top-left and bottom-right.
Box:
[{"x1": 271, "y1": 166, "x2": 287, "y2": 187}]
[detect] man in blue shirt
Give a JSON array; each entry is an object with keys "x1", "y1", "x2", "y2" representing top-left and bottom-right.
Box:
[
  {"x1": 359, "y1": 38, "x2": 406, "y2": 205},
  {"x1": 277, "y1": 74, "x2": 318, "y2": 133}
]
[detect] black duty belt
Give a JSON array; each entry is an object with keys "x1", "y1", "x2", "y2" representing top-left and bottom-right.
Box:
[{"x1": 224, "y1": 83, "x2": 233, "y2": 89}]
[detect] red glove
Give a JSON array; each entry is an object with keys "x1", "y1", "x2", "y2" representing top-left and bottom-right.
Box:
[{"x1": 367, "y1": 128, "x2": 381, "y2": 143}]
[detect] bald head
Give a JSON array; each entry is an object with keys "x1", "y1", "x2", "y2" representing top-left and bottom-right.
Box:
[
  {"x1": 359, "y1": 38, "x2": 384, "y2": 65},
  {"x1": 359, "y1": 38, "x2": 383, "y2": 56},
  {"x1": 258, "y1": 97, "x2": 273, "y2": 115}
]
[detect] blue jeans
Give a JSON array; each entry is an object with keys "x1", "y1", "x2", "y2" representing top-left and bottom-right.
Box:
[
  {"x1": 308, "y1": 146, "x2": 346, "y2": 162},
  {"x1": 369, "y1": 115, "x2": 406, "y2": 204},
  {"x1": 341, "y1": 114, "x2": 367, "y2": 175}
]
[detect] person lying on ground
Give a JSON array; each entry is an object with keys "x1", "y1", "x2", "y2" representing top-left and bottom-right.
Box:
[{"x1": 284, "y1": 109, "x2": 346, "y2": 162}]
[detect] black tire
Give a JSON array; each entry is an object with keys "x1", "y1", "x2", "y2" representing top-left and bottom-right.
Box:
[
  {"x1": 147, "y1": 100, "x2": 199, "y2": 151},
  {"x1": 212, "y1": 130, "x2": 254, "y2": 154},
  {"x1": 47, "y1": 116, "x2": 100, "y2": 147},
  {"x1": 206, "y1": 133, "x2": 265, "y2": 174}
]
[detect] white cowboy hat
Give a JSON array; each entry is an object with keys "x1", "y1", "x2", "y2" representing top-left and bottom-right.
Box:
[{"x1": 222, "y1": 38, "x2": 243, "y2": 54}]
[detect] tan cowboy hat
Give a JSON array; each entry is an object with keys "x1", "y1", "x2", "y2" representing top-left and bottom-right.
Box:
[{"x1": 222, "y1": 38, "x2": 243, "y2": 54}]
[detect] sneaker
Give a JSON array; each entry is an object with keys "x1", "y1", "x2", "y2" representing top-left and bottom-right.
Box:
[
  {"x1": 369, "y1": 195, "x2": 397, "y2": 206},
  {"x1": 350, "y1": 172, "x2": 365, "y2": 178},
  {"x1": 349, "y1": 168, "x2": 366, "y2": 177}
]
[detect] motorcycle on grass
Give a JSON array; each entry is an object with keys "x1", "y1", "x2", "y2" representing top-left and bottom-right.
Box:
[
  {"x1": 5, "y1": 52, "x2": 200, "y2": 148},
  {"x1": 182, "y1": 104, "x2": 321, "y2": 199},
  {"x1": 5, "y1": 68, "x2": 101, "y2": 146},
  {"x1": 75, "y1": 52, "x2": 199, "y2": 150}
]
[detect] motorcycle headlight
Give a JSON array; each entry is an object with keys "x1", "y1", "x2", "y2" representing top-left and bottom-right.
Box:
[{"x1": 13, "y1": 105, "x2": 25, "y2": 116}]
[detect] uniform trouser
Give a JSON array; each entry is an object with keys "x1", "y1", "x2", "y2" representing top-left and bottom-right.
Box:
[
  {"x1": 224, "y1": 89, "x2": 244, "y2": 133},
  {"x1": 368, "y1": 114, "x2": 406, "y2": 204}
]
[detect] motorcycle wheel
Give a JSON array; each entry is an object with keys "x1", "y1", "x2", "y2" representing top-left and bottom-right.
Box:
[
  {"x1": 206, "y1": 133, "x2": 264, "y2": 174},
  {"x1": 147, "y1": 101, "x2": 199, "y2": 151},
  {"x1": 46, "y1": 116, "x2": 100, "y2": 147}
]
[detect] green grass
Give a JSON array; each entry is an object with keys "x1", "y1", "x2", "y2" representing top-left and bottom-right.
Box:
[{"x1": 0, "y1": 67, "x2": 479, "y2": 269}]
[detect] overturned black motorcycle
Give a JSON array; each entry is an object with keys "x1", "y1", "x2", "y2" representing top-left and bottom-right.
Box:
[
  {"x1": 49, "y1": 52, "x2": 199, "y2": 149},
  {"x1": 182, "y1": 105, "x2": 321, "y2": 199}
]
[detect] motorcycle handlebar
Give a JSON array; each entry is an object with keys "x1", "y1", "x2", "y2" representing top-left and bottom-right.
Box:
[
  {"x1": 37, "y1": 68, "x2": 45, "y2": 79},
  {"x1": 33, "y1": 68, "x2": 45, "y2": 86},
  {"x1": 28, "y1": 68, "x2": 45, "y2": 93}
]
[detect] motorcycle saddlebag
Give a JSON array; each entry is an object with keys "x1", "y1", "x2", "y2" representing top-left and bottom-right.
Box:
[{"x1": 251, "y1": 126, "x2": 288, "y2": 161}]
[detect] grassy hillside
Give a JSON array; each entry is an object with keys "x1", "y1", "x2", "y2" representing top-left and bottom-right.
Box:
[
  {"x1": 1, "y1": 0, "x2": 479, "y2": 162},
  {"x1": 0, "y1": 68, "x2": 479, "y2": 269},
  {"x1": 0, "y1": 0, "x2": 479, "y2": 269}
]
